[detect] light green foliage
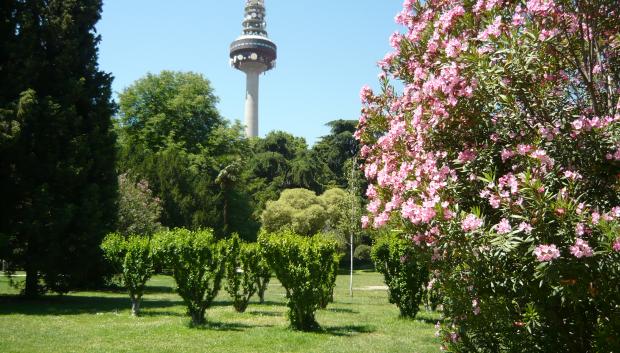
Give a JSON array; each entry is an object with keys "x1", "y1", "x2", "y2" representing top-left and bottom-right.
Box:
[
  {"x1": 224, "y1": 234, "x2": 262, "y2": 313},
  {"x1": 117, "y1": 174, "x2": 163, "y2": 236},
  {"x1": 259, "y1": 230, "x2": 340, "y2": 331},
  {"x1": 101, "y1": 233, "x2": 155, "y2": 316},
  {"x1": 371, "y1": 233, "x2": 429, "y2": 318},
  {"x1": 152, "y1": 228, "x2": 225, "y2": 325},
  {"x1": 261, "y1": 188, "x2": 350, "y2": 236}
]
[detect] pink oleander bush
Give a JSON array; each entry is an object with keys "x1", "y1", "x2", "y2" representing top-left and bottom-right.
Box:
[{"x1": 356, "y1": 0, "x2": 620, "y2": 351}]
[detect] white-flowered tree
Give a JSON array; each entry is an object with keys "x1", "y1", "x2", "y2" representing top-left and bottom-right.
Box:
[{"x1": 356, "y1": 0, "x2": 619, "y2": 351}]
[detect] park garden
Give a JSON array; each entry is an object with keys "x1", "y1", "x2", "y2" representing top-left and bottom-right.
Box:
[{"x1": 1, "y1": 0, "x2": 620, "y2": 352}]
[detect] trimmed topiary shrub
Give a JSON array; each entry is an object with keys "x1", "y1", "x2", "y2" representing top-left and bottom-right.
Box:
[
  {"x1": 258, "y1": 230, "x2": 340, "y2": 331},
  {"x1": 152, "y1": 228, "x2": 225, "y2": 326},
  {"x1": 101, "y1": 233, "x2": 155, "y2": 316},
  {"x1": 371, "y1": 233, "x2": 429, "y2": 318},
  {"x1": 224, "y1": 234, "x2": 261, "y2": 313}
]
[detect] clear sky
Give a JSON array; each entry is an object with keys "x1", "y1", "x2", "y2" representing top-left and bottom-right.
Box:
[{"x1": 96, "y1": 1, "x2": 403, "y2": 145}]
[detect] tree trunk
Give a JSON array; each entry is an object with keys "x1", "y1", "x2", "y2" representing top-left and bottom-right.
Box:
[
  {"x1": 131, "y1": 297, "x2": 141, "y2": 316},
  {"x1": 24, "y1": 267, "x2": 39, "y2": 298}
]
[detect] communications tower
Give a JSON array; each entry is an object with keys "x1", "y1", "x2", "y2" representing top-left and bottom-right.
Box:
[{"x1": 229, "y1": 0, "x2": 277, "y2": 138}]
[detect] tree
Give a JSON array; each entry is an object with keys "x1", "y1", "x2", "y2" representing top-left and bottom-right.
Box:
[
  {"x1": 116, "y1": 72, "x2": 254, "y2": 239},
  {"x1": 245, "y1": 131, "x2": 332, "y2": 219},
  {"x1": 117, "y1": 174, "x2": 163, "y2": 236},
  {"x1": 1, "y1": 0, "x2": 117, "y2": 296},
  {"x1": 357, "y1": 1, "x2": 620, "y2": 351},
  {"x1": 313, "y1": 120, "x2": 360, "y2": 187}
]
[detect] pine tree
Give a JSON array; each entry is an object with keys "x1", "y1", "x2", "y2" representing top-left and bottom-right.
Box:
[{"x1": 0, "y1": 0, "x2": 117, "y2": 296}]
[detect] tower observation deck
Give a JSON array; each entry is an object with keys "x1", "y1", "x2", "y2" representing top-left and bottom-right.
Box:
[{"x1": 229, "y1": 0, "x2": 277, "y2": 138}]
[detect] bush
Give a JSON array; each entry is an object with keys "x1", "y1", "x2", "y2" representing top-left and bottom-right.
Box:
[
  {"x1": 357, "y1": 1, "x2": 620, "y2": 351},
  {"x1": 224, "y1": 234, "x2": 261, "y2": 312},
  {"x1": 371, "y1": 233, "x2": 429, "y2": 318},
  {"x1": 258, "y1": 230, "x2": 339, "y2": 331},
  {"x1": 101, "y1": 233, "x2": 154, "y2": 316},
  {"x1": 254, "y1": 248, "x2": 271, "y2": 304},
  {"x1": 152, "y1": 228, "x2": 225, "y2": 326},
  {"x1": 353, "y1": 244, "x2": 372, "y2": 263}
]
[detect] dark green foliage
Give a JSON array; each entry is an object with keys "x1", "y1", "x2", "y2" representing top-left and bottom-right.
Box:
[
  {"x1": 371, "y1": 233, "x2": 429, "y2": 318},
  {"x1": 312, "y1": 120, "x2": 360, "y2": 188},
  {"x1": 101, "y1": 233, "x2": 154, "y2": 316},
  {"x1": 258, "y1": 230, "x2": 340, "y2": 331},
  {"x1": 0, "y1": 0, "x2": 117, "y2": 296},
  {"x1": 224, "y1": 235, "x2": 262, "y2": 312},
  {"x1": 353, "y1": 244, "x2": 372, "y2": 263},
  {"x1": 152, "y1": 229, "x2": 225, "y2": 326},
  {"x1": 245, "y1": 131, "x2": 332, "y2": 218}
]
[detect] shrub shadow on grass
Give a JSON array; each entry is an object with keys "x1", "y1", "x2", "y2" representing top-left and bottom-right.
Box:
[
  {"x1": 247, "y1": 310, "x2": 281, "y2": 317},
  {"x1": 189, "y1": 320, "x2": 273, "y2": 331},
  {"x1": 320, "y1": 324, "x2": 375, "y2": 337},
  {"x1": 324, "y1": 307, "x2": 359, "y2": 314},
  {"x1": 0, "y1": 294, "x2": 182, "y2": 316}
]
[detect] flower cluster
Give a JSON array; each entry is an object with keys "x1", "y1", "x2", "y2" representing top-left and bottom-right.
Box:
[{"x1": 357, "y1": 0, "x2": 620, "y2": 350}]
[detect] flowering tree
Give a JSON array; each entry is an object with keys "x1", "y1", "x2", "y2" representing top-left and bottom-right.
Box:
[{"x1": 356, "y1": 0, "x2": 619, "y2": 351}]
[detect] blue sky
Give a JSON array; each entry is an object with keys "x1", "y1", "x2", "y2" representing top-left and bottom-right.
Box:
[{"x1": 97, "y1": 1, "x2": 403, "y2": 145}]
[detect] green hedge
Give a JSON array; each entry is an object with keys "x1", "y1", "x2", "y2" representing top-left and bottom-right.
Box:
[
  {"x1": 371, "y1": 233, "x2": 429, "y2": 318},
  {"x1": 152, "y1": 228, "x2": 225, "y2": 325},
  {"x1": 258, "y1": 230, "x2": 339, "y2": 331}
]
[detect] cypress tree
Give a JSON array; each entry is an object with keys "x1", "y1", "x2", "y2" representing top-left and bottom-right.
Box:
[{"x1": 0, "y1": 0, "x2": 117, "y2": 296}]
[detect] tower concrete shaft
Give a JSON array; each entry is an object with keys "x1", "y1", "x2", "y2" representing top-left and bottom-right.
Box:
[
  {"x1": 229, "y1": 0, "x2": 277, "y2": 138},
  {"x1": 244, "y1": 69, "x2": 260, "y2": 137}
]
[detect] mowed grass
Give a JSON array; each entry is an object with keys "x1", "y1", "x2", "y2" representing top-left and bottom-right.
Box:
[{"x1": 0, "y1": 270, "x2": 440, "y2": 353}]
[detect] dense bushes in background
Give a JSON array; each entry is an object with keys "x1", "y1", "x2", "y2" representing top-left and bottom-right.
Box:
[
  {"x1": 152, "y1": 228, "x2": 225, "y2": 325},
  {"x1": 101, "y1": 233, "x2": 155, "y2": 316},
  {"x1": 258, "y1": 230, "x2": 340, "y2": 331},
  {"x1": 357, "y1": 0, "x2": 620, "y2": 351},
  {"x1": 371, "y1": 233, "x2": 429, "y2": 318}
]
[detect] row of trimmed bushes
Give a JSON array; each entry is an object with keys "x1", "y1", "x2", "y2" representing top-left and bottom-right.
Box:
[{"x1": 101, "y1": 228, "x2": 340, "y2": 330}]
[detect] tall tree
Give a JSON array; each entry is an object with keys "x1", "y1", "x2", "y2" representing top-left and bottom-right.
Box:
[
  {"x1": 313, "y1": 120, "x2": 360, "y2": 187},
  {"x1": 116, "y1": 71, "x2": 255, "y2": 239},
  {"x1": 0, "y1": 0, "x2": 117, "y2": 296}
]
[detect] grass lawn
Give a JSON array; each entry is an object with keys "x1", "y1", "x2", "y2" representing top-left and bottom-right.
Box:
[{"x1": 0, "y1": 270, "x2": 441, "y2": 353}]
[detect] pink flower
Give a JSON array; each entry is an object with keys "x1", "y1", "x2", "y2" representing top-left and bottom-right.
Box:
[
  {"x1": 361, "y1": 216, "x2": 370, "y2": 229},
  {"x1": 445, "y1": 38, "x2": 463, "y2": 58},
  {"x1": 591, "y1": 212, "x2": 600, "y2": 225},
  {"x1": 457, "y1": 148, "x2": 476, "y2": 163},
  {"x1": 534, "y1": 244, "x2": 561, "y2": 262},
  {"x1": 518, "y1": 222, "x2": 533, "y2": 234},
  {"x1": 461, "y1": 214, "x2": 483, "y2": 232},
  {"x1": 574, "y1": 223, "x2": 585, "y2": 236},
  {"x1": 613, "y1": 238, "x2": 620, "y2": 252},
  {"x1": 472, "y1": 299, "x2": 481, "y2": 315},
  {"x1": 489, "y1": 194, "x2": 501, "y2": 209},
  {"x1": 360, "y1": 85, "x2": 373, "y2": 104},
  {"x1": 570, "y1": 238, "x2": 594, "y2": 258},
  {"x1": 373, "y1": 212, "x2": 390, "y2": 227},
  {"x1": 494, "y1": 218, "x2": 512, "y2": 234}
]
